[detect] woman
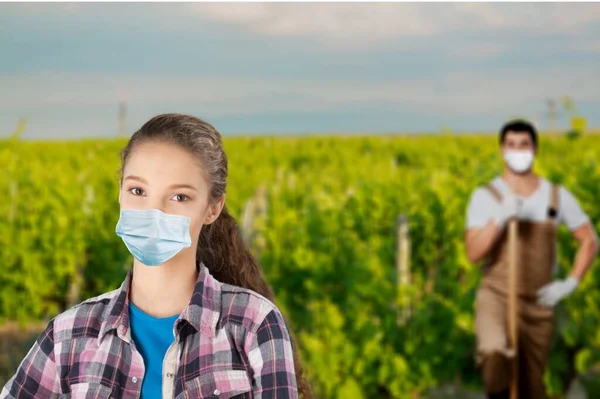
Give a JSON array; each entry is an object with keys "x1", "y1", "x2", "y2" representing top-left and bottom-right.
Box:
[{"x1": 2, "y1": 114, "x2": 311, "y2": 399}]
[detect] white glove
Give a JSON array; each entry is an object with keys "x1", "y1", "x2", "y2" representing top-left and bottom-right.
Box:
[
  {"x1": 494, "y1": 194, "x2": 521, "y2": 228},
  {"x1": 537, "y1": 276, "x2": 579, "y2": 308}
]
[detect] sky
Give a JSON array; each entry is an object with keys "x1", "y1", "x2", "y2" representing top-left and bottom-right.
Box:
[{"x1": 1, "y1": 2, "x2": 600, "y2": 139}]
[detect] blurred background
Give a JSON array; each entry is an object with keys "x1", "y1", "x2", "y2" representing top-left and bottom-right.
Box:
[{"x1": 1, "y1": 3, "x2": 600, "y2": 398}]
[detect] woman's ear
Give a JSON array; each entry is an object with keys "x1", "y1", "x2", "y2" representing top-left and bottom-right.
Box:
[{"x1": 204, "y1": 195, "x2": 226, "y2": 225}]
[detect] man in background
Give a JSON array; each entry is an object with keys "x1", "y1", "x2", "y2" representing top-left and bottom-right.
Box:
[{"x1": 464, "y1": 119, "x2": 598, "y2": 399}]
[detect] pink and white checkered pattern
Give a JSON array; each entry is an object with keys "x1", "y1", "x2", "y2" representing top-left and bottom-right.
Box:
[{"x1": 1, "y1": 266, "x2": 298, "y2": 398}]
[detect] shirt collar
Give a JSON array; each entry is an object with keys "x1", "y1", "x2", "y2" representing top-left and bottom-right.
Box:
[
  {"x1": 98, "y1": 272, "x2": 131, "y2": 345},
  {"x1": 179, "y1": 264, "x2": 222, "y2": 337},
  {"x1": 98, "y1": 264, "x2": 222, "y2": 345}
]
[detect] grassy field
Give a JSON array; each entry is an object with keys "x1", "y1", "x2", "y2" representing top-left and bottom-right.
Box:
[{"x1": 2, "y1": 133, "x2": 600, "y2": 398}]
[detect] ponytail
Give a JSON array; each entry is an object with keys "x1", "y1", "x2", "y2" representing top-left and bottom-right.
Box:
[{"x1": 197, "y1": 206, "x2": 313, "y2": 398}]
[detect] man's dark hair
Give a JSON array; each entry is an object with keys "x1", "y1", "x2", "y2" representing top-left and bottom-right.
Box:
[{"x1": 499, "y1": 119, "x2": 538, "y2": 147}]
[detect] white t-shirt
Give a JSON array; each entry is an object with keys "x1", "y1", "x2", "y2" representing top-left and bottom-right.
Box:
[{"x1": 466, "y1": 177, "x2": 589, "y2": 231}]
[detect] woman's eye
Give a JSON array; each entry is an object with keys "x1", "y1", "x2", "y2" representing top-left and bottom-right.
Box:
[
  {"x1": 129, "y1": 188, "x2": 144, "y2": 196},
  {"x1": 173, "y1": 194, "x2": 189, "y2": 202}
]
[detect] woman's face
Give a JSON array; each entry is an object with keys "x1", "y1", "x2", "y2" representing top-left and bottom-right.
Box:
[{"x1": 119, "y1": 140, "x2": 223, "y2": 256}]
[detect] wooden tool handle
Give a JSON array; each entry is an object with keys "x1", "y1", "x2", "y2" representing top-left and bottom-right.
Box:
[{"x1": 508, "y1": 218, "x2": 519, "y2": 399}]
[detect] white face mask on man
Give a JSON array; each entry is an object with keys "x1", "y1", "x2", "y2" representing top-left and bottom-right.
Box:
[{"x1": 503, "y1": 150, "x2": 534, "y2": 173}]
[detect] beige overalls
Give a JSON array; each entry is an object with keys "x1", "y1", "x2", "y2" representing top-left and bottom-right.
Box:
[{"x1": 475, "y1": 183, "x2": 559, "y2": 398}]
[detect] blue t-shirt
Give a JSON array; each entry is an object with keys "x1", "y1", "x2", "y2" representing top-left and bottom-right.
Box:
[{"x1": 129, "y1": 302, "x2": 179, "y2": 399}]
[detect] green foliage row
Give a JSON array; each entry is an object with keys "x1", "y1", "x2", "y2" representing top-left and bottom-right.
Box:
[{"x1": 1, "y1": 135, "x2": 600, "y2": 397}]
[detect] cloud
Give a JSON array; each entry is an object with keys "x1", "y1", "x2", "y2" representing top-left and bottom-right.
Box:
[
  {"x1": 195, "y1": 3, "x2": 439, "y2": 42},
  {"x1": 6, "y1": 3, "x2": 599, "y2": 45},
  {"x1": 4, "y1": 3, "x2": 600, "y2": 59},
  {"x1": 192, "y1": 3, "x2": 600, "y2": 44}
]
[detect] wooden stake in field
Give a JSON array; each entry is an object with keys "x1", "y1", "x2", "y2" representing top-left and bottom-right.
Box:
[
  {"x1": 507, "y1": 217, "x2": 519, "y2": 399},
  {"x1": 396, "y1": 215, "x2": 411, "y2": 325}
]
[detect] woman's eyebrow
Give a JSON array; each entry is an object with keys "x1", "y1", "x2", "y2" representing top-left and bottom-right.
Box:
[
  {"x1": 124, "y1": 175, "x2": 198, "y2": 191},
  {"x1": 124, "y1": 175, "x2": 148, "y2": 184},
  {"x1": 168, "y1": 183, "x2": 198, "y2": 191}
]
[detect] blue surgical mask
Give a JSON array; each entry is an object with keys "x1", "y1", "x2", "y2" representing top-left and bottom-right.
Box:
[{"x1": 115, "y1": 209, "x2": 192, "y2": 266}]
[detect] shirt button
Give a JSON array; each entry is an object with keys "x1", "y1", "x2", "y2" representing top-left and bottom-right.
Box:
[
  {"x1": 132, "y1": 377, "x2": 138, "y2": 383},
  {"x1": 166, "y1": 373, "x2": 174, "y2": 378},
  {"x1": 214, "y1": 389, "x2": 220, "y2": 396}
]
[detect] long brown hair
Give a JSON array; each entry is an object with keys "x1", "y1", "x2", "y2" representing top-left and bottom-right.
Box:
[{"x1": 119, "y1": 113, "x2": 312, "y2": 398}]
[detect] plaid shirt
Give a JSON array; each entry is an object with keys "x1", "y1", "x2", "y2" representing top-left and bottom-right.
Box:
[{"x1": 2, "y1": 266, "x2": 298, "y2": 398}]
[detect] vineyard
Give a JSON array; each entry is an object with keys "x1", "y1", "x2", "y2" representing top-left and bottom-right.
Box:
[{"x1": 1, "y1": 134, "x2": 600, "y2": 398}]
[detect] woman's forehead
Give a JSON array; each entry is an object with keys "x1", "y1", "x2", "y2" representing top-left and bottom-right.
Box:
[{"x1": 124, "y1": 141, "x2": 206, "y2": 185}]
